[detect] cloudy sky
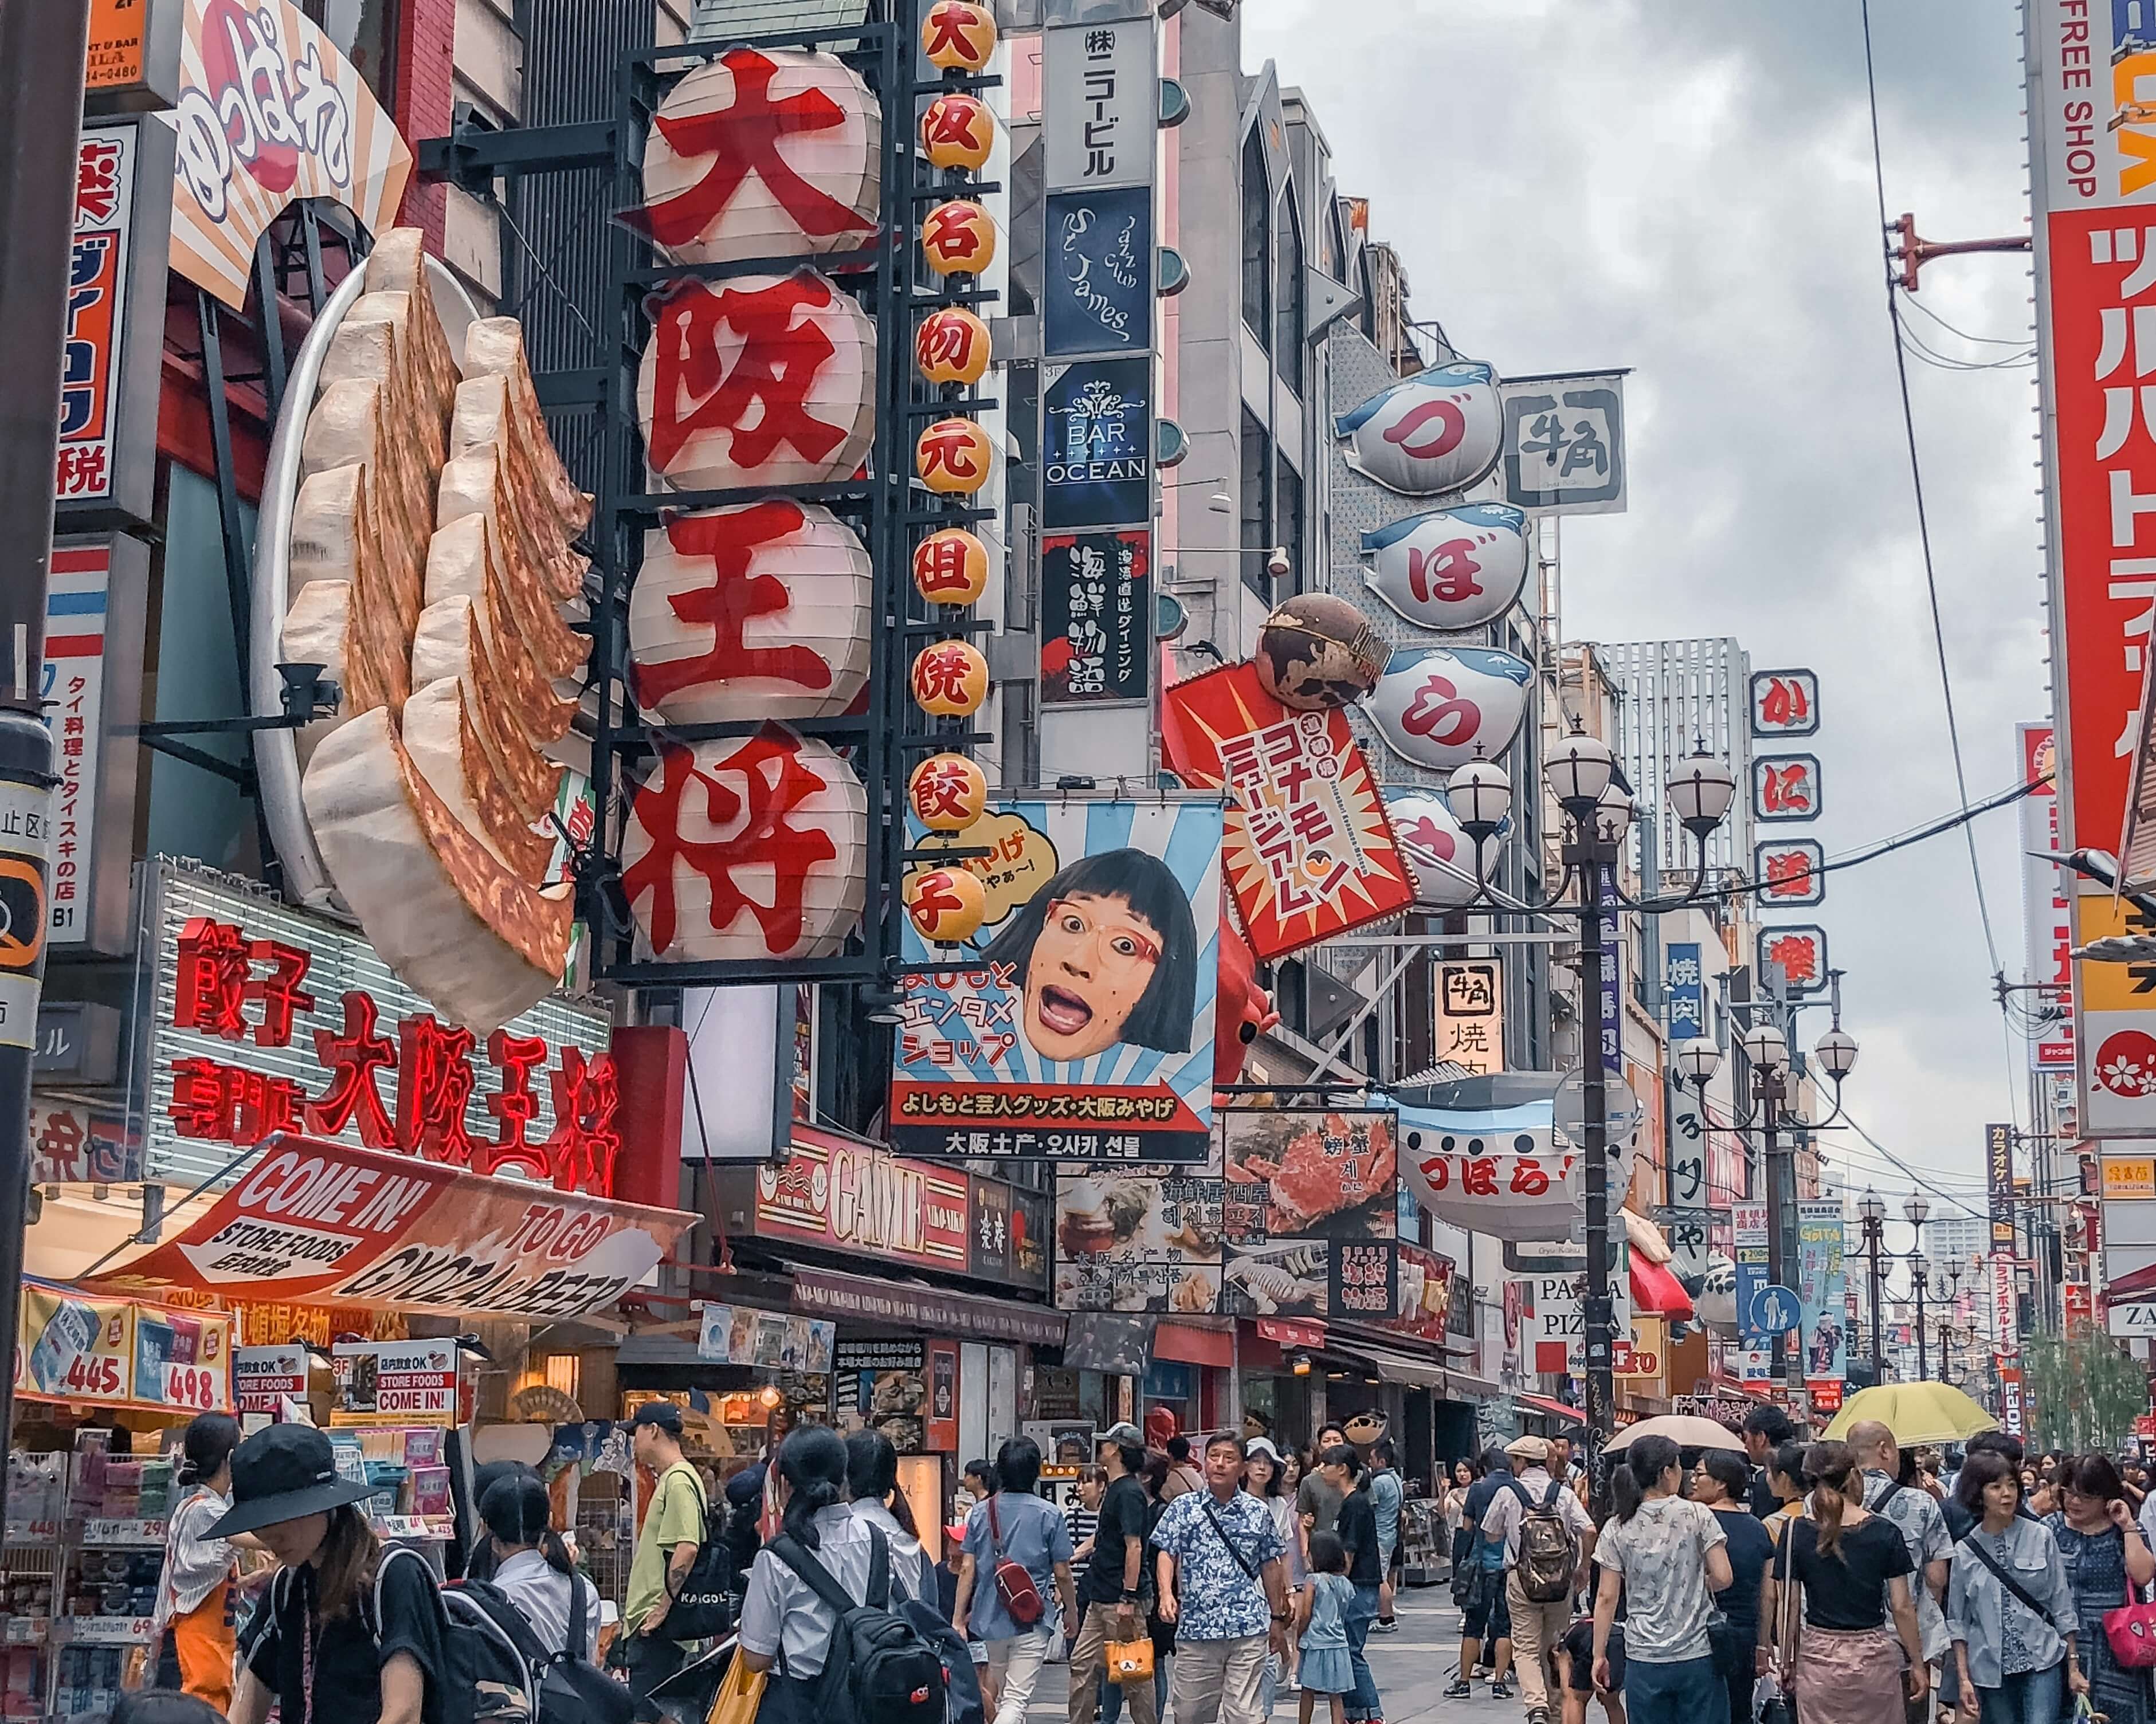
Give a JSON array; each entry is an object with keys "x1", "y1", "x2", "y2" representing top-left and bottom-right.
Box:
[{"x1": 1242, "y1": 0, "x2": 2047, "y2": 1223}]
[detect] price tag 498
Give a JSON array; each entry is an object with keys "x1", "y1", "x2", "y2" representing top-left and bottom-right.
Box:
[{"x1": 161, "y1": 1364, "x2": 221, "y2": 1411}]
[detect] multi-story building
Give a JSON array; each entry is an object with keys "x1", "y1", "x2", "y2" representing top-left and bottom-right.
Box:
[{"x1": 1604, "y1": 638, "x2": 1757, "y2": 882}]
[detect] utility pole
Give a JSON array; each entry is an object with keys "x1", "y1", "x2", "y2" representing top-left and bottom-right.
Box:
[{"x1": 0, "y1": 0, "x2": 85, "y2": 1521}]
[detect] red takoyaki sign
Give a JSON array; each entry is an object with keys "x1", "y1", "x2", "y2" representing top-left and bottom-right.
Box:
[{"x1": 1160, "y1": 662, "x2": 1416, "y2": 962}]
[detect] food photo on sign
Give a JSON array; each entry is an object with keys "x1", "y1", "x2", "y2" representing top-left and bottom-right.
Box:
[
  {"x1": 1220, "y1": 1109, "x2": 1400, "y2": 1319},
  {"x1": 1055, "y1": 1158, "x2": 1224, "y2": 1315},
  {"x1": 889, "y1": 796, "x2": 1224, "y2": 1162}
]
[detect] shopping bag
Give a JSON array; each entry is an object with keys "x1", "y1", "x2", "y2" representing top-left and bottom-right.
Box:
[
  {"x1": 1107, "y1": 1639, "x2": 1155, "y2": 1687},
  {"x1": 706, "y1": 1649, "x2": 769, "y2": 1724}
]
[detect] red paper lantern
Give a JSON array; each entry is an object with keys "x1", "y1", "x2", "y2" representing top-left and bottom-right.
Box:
[
  {"x1": 913, "y1": 528, "x2": 990, "y2": 607},
  {"x1": 915, "y1": 305, "x2": 993, "y2": 386},
  {"x1": 916, "y1": 416, "x2": 994, "y2": 495},
  {"x1": 921, "y1": 93, "x2": 993, "y2": 172},
  {"x1": 905, "y1": 865, "x2": 987, "y2": 944},
  {"x1": 911, "y1": 639, "x2": 990, "y2": 717},
  {"x1": 922, "y1": 1, "x2": 997, "y2": 72},
  {"x1": 620, "y1": 729, "x2": 867, "y2": 962},
  {"x1": 908, "y1": 753, "x2": 987, "y2": 831},
  {"x1": 629, "y1": 501, "x2": 871, "y2": 724},
  {"x1": 921, "y1": 200, "x2": 997, "y2": 278},
  {"x1": 637, "y1": 272, "x2": 877, "y2": 493},
  {"x1": 638, "y1": 49, "x2": 881, "y2": 265}
]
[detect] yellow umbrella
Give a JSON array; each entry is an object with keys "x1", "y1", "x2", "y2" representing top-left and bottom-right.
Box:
[{"x1": 1821, "y1": 1382, "x2": 1999, "y2": 1446}]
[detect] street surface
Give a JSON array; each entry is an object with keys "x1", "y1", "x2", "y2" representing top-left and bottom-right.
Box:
[{"x1": 1026, "y1": 1585, "x2": 1478, "y2": 1724}]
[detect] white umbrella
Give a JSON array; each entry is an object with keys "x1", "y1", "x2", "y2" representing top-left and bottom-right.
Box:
[{"x1": 1604, "y1": 1415, "x2": 1747, "y2": 1454}]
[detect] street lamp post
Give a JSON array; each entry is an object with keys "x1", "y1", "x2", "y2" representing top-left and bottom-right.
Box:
[
  {"x1": 1937, "y1": 1264, "x2": 1965, "y2": 1388},
  {"x1": 1859, "y1": 1187, "x2": 1888, "y2": 1383},
  {"x1": 1911, "y1": 1249, "x2": 1931, "y2": 1379},
  {"x1": 1447, "y1": 732, "x2": 1738, "y2": 1447},
  {"x1": 1903, "y1": 1192, "x2": 1931, "y2": 1380}
]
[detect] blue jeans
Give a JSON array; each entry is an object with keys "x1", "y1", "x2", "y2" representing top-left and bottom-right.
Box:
[
  {"x1": 1343, "y1": 1583, "x2": 1382, "y2": 1722},
  {"x1": 1976, "y1": 1662, "x2": 2064, "y2": 1724},
  {"x1": 1624, "y1": 1655, "x2": 1727, "y2": 1724}
]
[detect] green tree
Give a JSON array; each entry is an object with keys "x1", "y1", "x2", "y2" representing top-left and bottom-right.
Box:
[{"x1": 2021, "y1": 1321, "x2": 2150, "y2": 1453}]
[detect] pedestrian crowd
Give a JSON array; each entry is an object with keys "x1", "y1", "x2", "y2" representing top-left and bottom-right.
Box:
[{"x1": 1440, "y1": 1406, "x2": 2156, "y2": 1724}]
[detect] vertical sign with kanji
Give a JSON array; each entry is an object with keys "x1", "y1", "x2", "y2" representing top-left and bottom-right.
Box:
[
  {"x1": 43, "y1": 547, "x2": 108, "y2": 949},
  {"x1": 1988, "y1": 1122, "x2": 2017, "y2": 1250},
  {"x1": 1665, "y1": 941, "x2": 1706, "y2": 1042},
  {"x1": 1750, "y1": 670, "x2": 1820, "y2": 739},
  {"x1": 1434, "y1": 957, "x2": 1503, "y2": 1074},
  {"x1": 1755, "y1": 925, "x2": 1828, "y2": 996},
  {"x1": 2020, "y1": 724, "x2": 2075, "y2": 1071},
  {"x1": 1041, "y1": 530, "x2": 1148, "y2": 705}
]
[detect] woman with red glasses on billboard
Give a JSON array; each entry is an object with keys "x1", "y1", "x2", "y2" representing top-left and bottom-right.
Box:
[{"x1": 981, "y1": 848, "x2": 1201, "y2": 1063}]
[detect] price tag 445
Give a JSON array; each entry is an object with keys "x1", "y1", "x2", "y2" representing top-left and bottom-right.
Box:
[
  {"x1": 161, "y1": 1364, "x2": 221, "y2": 1412},
  {"x1": 62, "y1": 1354, "x2": 123, "y2": 1399}
]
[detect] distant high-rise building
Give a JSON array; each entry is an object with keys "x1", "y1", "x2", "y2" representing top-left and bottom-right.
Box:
[
  {"x1": 1924, "y1": 1213, "x2": 1993, "y2": 1279},
  {"x1": 1603, "y1": 638, "x2": 1755, "y2": 879}
]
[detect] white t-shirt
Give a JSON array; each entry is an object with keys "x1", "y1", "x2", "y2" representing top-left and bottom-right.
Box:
[
  {"x1": 493, "y1": 1548, "x2": 604, "y2": 1659},
  {"x1": 1594, "y1": 1495, "x2": 1728, "y2": 1664}
]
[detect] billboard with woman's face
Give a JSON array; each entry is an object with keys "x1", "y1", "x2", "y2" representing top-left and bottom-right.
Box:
[{"x1": 889, "y1": 796, "x2": 1224, "y2": 1162}]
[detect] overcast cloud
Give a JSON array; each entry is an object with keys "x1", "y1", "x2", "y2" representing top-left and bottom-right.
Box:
[{"x1": 1241, "y1": 0, "x2": 2045, "y2": 1215}]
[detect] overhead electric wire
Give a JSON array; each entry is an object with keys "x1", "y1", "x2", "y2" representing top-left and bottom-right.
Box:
[
  {"x1": 1896, "y1": 286, "x2": 2039, "y2": 348},
  {"x1": 1859, "y1": 1, "x2": 2019, "y2": 1135},
  {"x1": 1895, "y1": 312, "x2": 2037, "y2": 372}
]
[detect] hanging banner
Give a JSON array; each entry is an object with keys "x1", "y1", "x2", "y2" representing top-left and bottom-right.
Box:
[
  {"x1": 2019, "y1": 725, "x2": 2075, "y2": 1070},
  {"x1": 1159, "y1": 661, "x2": 1416, "y2": 961},
  {"x1": 891, "y1": 797, "x2": 1222, "y2": 1161},
  {"x1": 1735, "y1": 1201, "x2": 1770, "y2": 1348},
  {"x1": 1498, "y1": 371, "x2": 1626, "y2": 516},
  {"x1": 167, "y1": 0, "x2": 414, "y2": 309},
  {"x1": 92, "y1": 1134, "x2": 697, "y2": 1322},
  {"x1": 1041, "y1": 530, "x2": 1150, "y2": 705},
  {"x1": 1988, "y1": 1123, "x2": 2017, "y2": 1248},
  {"x1": 15, "y1": 1282, "x2": 233, "y2": 1415},
  {"x1": 1796, "y1": 1199, "x2": 1847, "y2": 1388},
  {"x1": 1992, "y1": 1252, "x2": 2021, "y2": 1356}
]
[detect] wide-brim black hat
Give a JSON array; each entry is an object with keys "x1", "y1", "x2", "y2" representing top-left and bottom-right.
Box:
[{"x1": 205, "y1": 1423, "x2": 376, "y2": 1538}]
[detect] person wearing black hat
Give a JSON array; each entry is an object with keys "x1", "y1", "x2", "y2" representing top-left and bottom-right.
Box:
[
  {"x1": 221, "y1": 1424, "x2": 448, "y2": 1724},
  {"x1": 623, "y1": 1400, "x2": 710, "y2": 1721}
]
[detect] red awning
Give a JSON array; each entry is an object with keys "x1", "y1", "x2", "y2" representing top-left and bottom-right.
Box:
[
  {"x1": 1515, "y1": 1392, "x2": 1586, "y2": 1427},
  {"x1": 1155, "y1": 1321, "x2": 1235, "y2": 1366},
  {"x1": 1630, "y1": 1255, "x2": 1696, "y2": 1322},
  {"x1": 1255, "y1": 1318, "x2": 1326, "y2": 1349},
  {"x1": 2111, "y1": 1259, "x2": 2156, "y2": 1303}
]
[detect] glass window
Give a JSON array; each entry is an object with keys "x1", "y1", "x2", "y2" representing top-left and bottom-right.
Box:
[
  {"x1": 304, "y1": 0, "x2": 399, "y2": 112},
  {"x1": 1242, "y1": 131, "x2": 1270, "y2": 352},
  {"x1": 1274, "y1": 184, "x2": 1304, "y2": 367},
  {"x1": 1275, "y1": 455, "x2": 1303, "y2": 595},
  {"x1": 1240, "y1": 408, "x2": 1272, "y2": 603}
]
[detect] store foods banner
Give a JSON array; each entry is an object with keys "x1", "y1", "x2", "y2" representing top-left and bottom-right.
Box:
[
  {"x1": 1053, "y1": 1108, "x2": 1398, "y2": 1317},
  {"x1": 92, "y1": 1134, "x2": 696, "y2": 1320},
  {"x1": 1160, "y1": 662, "x2": 1415, "y2": 961},
  {"x1": 17, "y1": 1281, "x2": 233, "y2": 1415},
  {"x1": 169, "y1": 0, "x2": 413, "y2": 308},
  {"x1": 891, "y1": 797, "x2": 1223, "y2": 1161}
]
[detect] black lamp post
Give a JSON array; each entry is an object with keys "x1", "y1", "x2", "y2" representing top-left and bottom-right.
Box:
[
  {"x1": 1447, "y1": 729, "x2": 1738, "y2": 1448},
  {"x1": 1859, "y1": 1187, "x2": 1888, "y2": 1382}
]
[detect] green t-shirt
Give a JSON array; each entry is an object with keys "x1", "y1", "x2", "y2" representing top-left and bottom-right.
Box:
[{"x1": 626, "y1": 1462, "x2": 709, "y2": 1643}]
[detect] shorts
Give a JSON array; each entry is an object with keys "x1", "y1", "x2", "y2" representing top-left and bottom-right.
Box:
[
  {"x1": 1463, "y1": 1570, "x2": 1512, "y2": 1642},
  {"x1": 1563, "y1": 1619, "x2": 1624, "y2": 1694}
]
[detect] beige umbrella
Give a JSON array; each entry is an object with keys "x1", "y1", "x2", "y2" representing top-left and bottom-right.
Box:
[{"x1": 1604, "y1": 1414, "x2": 1747, "y2": 1454}]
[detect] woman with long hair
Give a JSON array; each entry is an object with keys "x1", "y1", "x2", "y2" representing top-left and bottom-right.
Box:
[
  {"x1": 1757, "y1": 1441, "x2": 1925, "y2": 1724},
  {"x1": 220, "y1": 1425, "x2": 445, "y2": 1724},
  {"x1": 479, "y1": 1471, "x2": 601, "y2": 1659},
  {"x1": 1949, "y1": 1449, "x2": 2086, "y2": 1724},
  {"x1": 846, "y1": 1427, "x2": 935, "y2": 1602},
  {"x1": 1590, "y1": 1435, "x2": 1732, "y2": 1724},
  {"x1": 151, "y1": 1411, "x2": 262, "y2": 1711},
  {"x1": 2047, "y1": 1454, "x2": 2154, "y2": 1724}
]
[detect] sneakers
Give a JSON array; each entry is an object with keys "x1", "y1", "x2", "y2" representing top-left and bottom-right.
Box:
[
  {"x1": 1373, "y1": 1619, "x2": 1399, "y2": 1634},
  {"x1": 1527, "y1": 1707, "x2": 1550, "y2": 1724},
  {"x1": 1491, "y1": 1681, "x2": 1514, "y2": 1701},
  {"x1": 1443, "y1": 1681, "x2": 1473, "y2": 1701}
]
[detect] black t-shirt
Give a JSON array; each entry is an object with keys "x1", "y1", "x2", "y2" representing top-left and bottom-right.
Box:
[
  {"x1": 1713, "y1": 1507, "x2": 1777, "y2": 1635},
  {"x1": 1748, "y1": 1467, "x2": 1782, "y2": 1519},
  {"x1": 1338, "y1": 1487, "x2": 1382, "y2": 1586},
  {"x1": 241, "y1": 1547, "x2": 448, "y2": 1724},
  {"x1": 1782, "y1": 1515, "x2": 1913, "y2": 1631},
  {"x1": 1081, "y1": 1474, "x2": 1150, "y2": 1606}
]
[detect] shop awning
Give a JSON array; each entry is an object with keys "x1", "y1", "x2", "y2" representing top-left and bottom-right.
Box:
[
  {"x1": 1154, "y1": 1322, "x2": 1233, "y2": 1367},
  {"x1": 1630, "y1": 1255, "x2": 1696, "y2": 1322},
  {"x1": 1515, "y1": 1391, "x2": 1587, "y2": 1429},
  {"x1": 1255, "y1": 1318, "x2": 1326, "y2": 1349},
  {"x1": 1348, "y1": 1342, "x2": 1449, "y2": 1391},
  {"x1": 79, "y1": 1133, "x2": 698, "y2": 1322},
  {"x1": 791, "y1": 1267, "x2": 1065, "y2": 1345}
]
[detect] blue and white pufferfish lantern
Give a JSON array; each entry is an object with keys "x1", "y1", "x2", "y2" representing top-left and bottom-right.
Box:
[
  {"x1": 1361, "y1": 502, "x2": 1531, "y2": 634},
  {"x1": 1363, "y1": 646, "x2": 1534, "y2": 774},
  {"x1": 1334, "y1": 359, "x2": 1504, "y2": 496},
  {"x1": 1380, "y1": 788, "x2": 1489, "y2": 911}
]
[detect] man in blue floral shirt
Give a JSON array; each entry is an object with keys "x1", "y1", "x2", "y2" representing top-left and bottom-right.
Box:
[{"x1": 1154, "y1": 1433, "x2": 1291, "y2": 1724}]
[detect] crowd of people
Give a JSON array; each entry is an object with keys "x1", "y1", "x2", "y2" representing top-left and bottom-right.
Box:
[{"x1": 1438, "y1": 1409, "x2": 2156, "y2": 1724}]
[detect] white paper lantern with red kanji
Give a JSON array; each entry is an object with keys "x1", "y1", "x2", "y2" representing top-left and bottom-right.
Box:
[
  {"x1": 916, "y1": 417, "x2": 995, "y2": 494},
  {"x1": 629, "y1": 501, "x2": 871, "y2": 724},
  {"x1": 620, "y1": 729, "x2": 867, "y2": 963},
  {"x1": 638, "y1": 272, "x2": 877, "y2": 493},
  {"x1": 922, "y1": 93, "x2": 994, "y2": 171},
  {"x1": 915, "y1": 305, "x2": 993, "y2": 386},
  {"x1": 922, "y1": 1, "x2": 998, "y2": 71},
  {"x1": 908, "y1": 752, "x2": 987, "y2": 831},
  {"x1": 922, "y1": 200, "x2": 997, "y2": 278},
  {"x1": 639, "y1": 49, "x2": 882, "y2": 266},
  {"x1": 911, "y1": 639, "x2": 990, "y2": 717},
  {"x1": 914, "y1": 528, "x2": 990, "y2": 607},
  {"x1": 905, "y1": 864, "x2": 987, "y2": 944}
]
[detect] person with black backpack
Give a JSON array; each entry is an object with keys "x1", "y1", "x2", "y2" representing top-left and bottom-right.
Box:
[
  {"x1": 479, "y1": 1474, "x2": 603, "y2": 1659},
  {"x1": 218, "y1": 1424, "x2": 450, "y2": 1724},
  {"x1": 739, "y1": 1426, "x2": 948, "y2": 1724},
  {"x1": 1480, "y1": 1435, "x2": 1596, "y2": 1724}
]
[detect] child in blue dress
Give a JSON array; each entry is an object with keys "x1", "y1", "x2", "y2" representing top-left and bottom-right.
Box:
[{"x1": 1295, "y1": 1531, "x2": 1356, "y2": 1724}]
